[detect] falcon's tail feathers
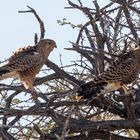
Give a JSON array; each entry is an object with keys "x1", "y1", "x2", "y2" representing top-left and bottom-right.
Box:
[
  {"x1": 0, "y1": 66, "x2": 16, "y2": 80},
  {"x1": 77, "y1": 81, "x2": 108, "y2": 101},
  {"x1": 0, "y1": 69, "x2": 10, "y2": 76}
]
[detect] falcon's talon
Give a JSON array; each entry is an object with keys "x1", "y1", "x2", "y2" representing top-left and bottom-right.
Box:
[
  {"x1": 29, "y1": 90, "x2": 41, "y2": 106},
  {"x1": 124, "y1": 92, "x2": 134, "y2": 97},
  {"x1": 30, "y1": 90, "x2": 38, "y2": 100}
]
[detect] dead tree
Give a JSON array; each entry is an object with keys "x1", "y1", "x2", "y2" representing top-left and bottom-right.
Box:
[{"x1": 0, "y1": 0, "x2": 140, "y2": 139}]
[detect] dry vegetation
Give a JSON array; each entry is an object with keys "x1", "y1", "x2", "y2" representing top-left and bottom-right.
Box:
[{"x1": 0, "y1": 0, "x2": 140, "y2": 139}]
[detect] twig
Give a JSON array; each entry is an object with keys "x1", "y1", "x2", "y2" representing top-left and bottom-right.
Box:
[
  {"x1": 18, "y1": 5, "x2": 45, "y2": 41},
  {"x1": 0, "y1": 127, "x2": 15, "y2": 140},
  {"x1": 59, "y1": 106, "x2": 74, "y2": 140}
]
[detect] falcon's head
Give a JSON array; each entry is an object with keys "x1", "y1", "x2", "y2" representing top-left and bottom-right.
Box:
[
  {"x1": 37, "y1": 38, "x2": 57, "y2": 58},
  {"x1": 132, "y1": 48, "x2": 140, "y2": 57},
  {"x1": 128, "y1": 47, "x2": 140, "y2": 64}
]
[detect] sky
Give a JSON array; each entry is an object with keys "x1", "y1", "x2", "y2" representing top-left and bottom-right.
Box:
[{"x1": 0, "y1": 0, "x2": 109, "y2": 66}]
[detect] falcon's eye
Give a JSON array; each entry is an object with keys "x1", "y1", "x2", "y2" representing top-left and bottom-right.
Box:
[{"x1": 48, "y1": 41, "x2": 52, "y2": 45}]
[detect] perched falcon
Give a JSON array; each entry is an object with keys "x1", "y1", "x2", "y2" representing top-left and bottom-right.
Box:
[
  {"x1": 0, "y1": 39, "x2": 56, "y2": 100},
  {"x1": 77, "y1": 48, "x2": 140, "y2": 102}
]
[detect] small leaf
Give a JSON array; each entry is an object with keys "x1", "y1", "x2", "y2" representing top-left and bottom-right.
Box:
[{"x1": 12, "y1": 98, "x2": 21, "y2": 104}]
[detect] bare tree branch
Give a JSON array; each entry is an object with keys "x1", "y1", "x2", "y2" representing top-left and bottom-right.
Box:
[{"x1": 18, "y1": 5, "x2": 45, "y2": 41}]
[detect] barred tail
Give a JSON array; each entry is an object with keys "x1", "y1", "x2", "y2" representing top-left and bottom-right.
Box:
[
  {"x1": 0, "y1": 66, "x2": 16, "y2": 80},
  {"x1": 77, "y1": 81, "x2": 108, "y2": 101}
]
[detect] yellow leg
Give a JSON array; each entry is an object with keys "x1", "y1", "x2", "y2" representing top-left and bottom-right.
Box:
[
  {"x1": 30, "y1": 88, "x2": 38, "y2": 100},
  {"x1": 23, "y1": 81, "x2": 40, "y2": 104},
  {"x1": 29, "y1": 88, "x2": 41, "y2": 105},
  {"x1": 76, "y1": 95, "x2": 83, "y2": 101},
  {"x1": 122, "y1": 85, "x2": 129, "y2": 95}
]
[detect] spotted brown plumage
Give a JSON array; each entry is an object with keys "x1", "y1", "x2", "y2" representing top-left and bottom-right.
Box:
[
  {"x1": 77, "y1": 48, "x2": 140, "y2": 102},
  {"x1": 0, "y1": 39, "x2": 56, "y2": 100}
]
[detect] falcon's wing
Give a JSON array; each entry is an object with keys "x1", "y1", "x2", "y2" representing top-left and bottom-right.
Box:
[
  {"x1": 0, "y1": 46, "x2": 42, "y2": 79},
  {"x1": 7, "y1": 46, "x2": 42, "y2": 71},
  {"x1": 97, "y1": 58, "x2": 136, "y2": 83},
  {"x1": 78, "y1": 58, "x2": 138, "y2": 100},
  {"x1": 8, "y1": 45, "x2": 38, "y2": 62}
]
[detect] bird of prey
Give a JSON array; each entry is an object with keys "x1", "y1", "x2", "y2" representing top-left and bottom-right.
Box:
[
  {"x1": 0, "y1": 39, "x2": 56, "y2": 100},
  {"x1": 77, "y1": 48, "x2": 140, "y2": 102}
]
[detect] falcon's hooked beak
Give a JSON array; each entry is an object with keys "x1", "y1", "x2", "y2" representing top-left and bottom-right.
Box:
[
  {"x1": 54, "y1": 42, "x2": 57, "y2": 48},
  {"x1": 54, "y1": 44, "x2": 57, "y2": 48},
  {"x1": 51, "y1": 40, "x2": 57, "y2": 48}
]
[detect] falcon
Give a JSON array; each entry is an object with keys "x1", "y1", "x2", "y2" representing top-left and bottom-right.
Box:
[
  {"x1": 0, "y1": 39, "x2": 56, "y2": 100},
  {"x1": 77, "y1": 48, "x2": 140, "y2": 102}
]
